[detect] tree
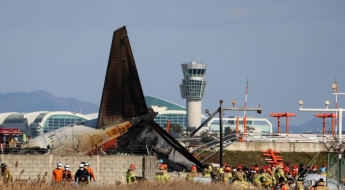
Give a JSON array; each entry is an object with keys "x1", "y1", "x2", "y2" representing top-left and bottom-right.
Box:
[
  {"x1": 168, "y1": 123, "x2": 183, "y2": 138},
  {"x1": 200, "y1": 130, "x2": 218, "y2": 143},
  {"x1": 224, "y1": 127, "x2": 236, "y2": 136}
]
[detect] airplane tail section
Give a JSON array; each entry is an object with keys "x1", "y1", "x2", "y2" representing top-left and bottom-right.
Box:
[{"x1": 97, "y1": 26, "x2": 147, "y2": 129}]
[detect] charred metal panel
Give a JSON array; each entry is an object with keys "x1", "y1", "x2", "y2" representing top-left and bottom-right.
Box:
[{"x1": 97, "y1": 26, "x2": 147, "y2": 129}]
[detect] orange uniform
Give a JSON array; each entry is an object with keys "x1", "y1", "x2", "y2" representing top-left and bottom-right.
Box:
[
  {"x1": 87, "y1": 167, "x2": 96, "y2": 182},
  {"x1": 52, "y1": 168, "x2": 63, "y2": 182}
]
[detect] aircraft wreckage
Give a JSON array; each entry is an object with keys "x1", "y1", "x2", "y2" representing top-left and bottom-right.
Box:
[{"x1": 20, "y1": 26, "x2": 207, "y2": 173}]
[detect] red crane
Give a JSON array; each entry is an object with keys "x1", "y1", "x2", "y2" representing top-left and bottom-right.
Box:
[
  {"x1": 269, "y1": 112, "x2": 297, "y2": 135},
  {"x1": 314, "y1": 113, "x2": 336, "y2": 136}
]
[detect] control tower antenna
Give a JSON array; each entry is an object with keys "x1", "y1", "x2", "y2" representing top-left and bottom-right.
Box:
[{"x1": 243, "y1": 78, "x2": 249, "y2": 117}]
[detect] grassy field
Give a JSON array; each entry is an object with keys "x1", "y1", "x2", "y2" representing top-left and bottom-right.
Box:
[
  {"x1": 198, "y1": 150, "x2": 327, "y2": 167},
  {"x1": 0, "y1": 180, "x2": 252, "y2": 190}
]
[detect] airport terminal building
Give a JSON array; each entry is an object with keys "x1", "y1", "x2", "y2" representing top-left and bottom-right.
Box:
[
  {"x1": 0, "y1": 111, "x2": 93, "y2": 141},
  {"x1": 145, "y1": 96, "x2": 187, "y2": 130}
]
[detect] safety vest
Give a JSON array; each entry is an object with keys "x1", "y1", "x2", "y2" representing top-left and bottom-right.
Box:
[
  {"x1": 223, "y1": 172, "x2": 231, "y2": 184},
  {"x1": 186, "y1": 172, "x2": 198, "y2": 181},
  {"x1": 126, "y1": 170, "x2": 137, "y2": 185},
  {"x1": 203, "y1": 168, "x2": 211, "y2": 177},
  {"x1": 155, "y1": 170, "x2": 170, "y2": 183},
  {"x1": 254, "y1": 173, "x2": 262, "y2": 184},
  {"x1": 218, "y1": 167, "x2": 224, "y2": 178}
]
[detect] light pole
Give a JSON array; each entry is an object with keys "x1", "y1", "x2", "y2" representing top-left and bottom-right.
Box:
[
  {"x1": 190, "y1": 100, "x2": 262, "y2": 167},
  {"x1": 298, "y1": 100, "x2": 343, "y2": 188}
]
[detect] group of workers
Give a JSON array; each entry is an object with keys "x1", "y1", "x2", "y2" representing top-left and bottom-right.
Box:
[
  {"x1": 51, "y1": 161, "x2": 96, "y2": 186},
  {"x1": 125, "y1": 163, "x2": 170, "y2": 184},
  {"x1": 0, "y1": 160, "x2": 331, "y2": 189},
  {"x1": 185, "y1": 162, "x2": 329, "y2": 190}
]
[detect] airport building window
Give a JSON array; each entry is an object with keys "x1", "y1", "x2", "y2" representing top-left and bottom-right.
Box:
[{"x1": 43, "y1": 115, "x2": 87, "y2": 133}]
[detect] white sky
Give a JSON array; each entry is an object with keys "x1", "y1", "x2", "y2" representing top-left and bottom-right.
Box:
[{"x1": 0, "y1": 1, "x2": 344, "y2": 125}]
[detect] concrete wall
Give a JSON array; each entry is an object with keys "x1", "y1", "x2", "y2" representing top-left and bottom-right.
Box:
[
  {"x1": 225, "y1": 142, "x2": 327, "y2": 152},
  {"x1": 0, "y1": 155, "x2": 159, "y2": 184}
]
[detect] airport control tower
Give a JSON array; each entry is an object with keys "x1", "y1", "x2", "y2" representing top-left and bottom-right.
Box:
[{"x1": 179, "y1": 62, "x2": 207, "y2": 130}]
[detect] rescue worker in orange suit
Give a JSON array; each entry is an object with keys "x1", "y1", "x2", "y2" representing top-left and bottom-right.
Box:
[
  {"x1": 234, "y1": 164, "x2": 245, "y2": 181},
  {"x1": 294, "y1": 177, "x2": 304, "y2": 190},
  {"x1": 222, "y1": 166, "x2": 232, "y2": 184},
  {"x1": 155, "y1": 163, "x2": 170, "y2": 183},
  {"x1": 1, "y1": 163, "x2": 12, "y2": 184},
  {"x1": 85, "y1": 162, "x2": 96, "y2": 184},
  {"x1": 186, "y1": 165, "x2": 199, "y2": 181},
  {"x1": 126, "y1": 164, "x2": 137, "y2": 185},
  {"x1": 52, "y1": 162, "x2": 63, "y2": 183},
  {"x1": 62, "y1": 164, "x2": 74, "y2": 185}
]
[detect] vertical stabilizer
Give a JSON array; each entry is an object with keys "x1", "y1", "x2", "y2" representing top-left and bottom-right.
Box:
[{"x1": 97, "y1": 26, "x2": 147, "y2": 129}]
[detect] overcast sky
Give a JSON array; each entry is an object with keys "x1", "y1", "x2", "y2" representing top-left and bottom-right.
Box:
[{"x1": 0, "y1": 1, "x2": 344, "y2": 126}]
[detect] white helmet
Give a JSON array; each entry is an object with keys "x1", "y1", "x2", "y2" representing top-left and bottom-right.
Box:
[
  {"x1": 85, "y1": 162, "x2": 90, "y2": 166},
  {"x1": 79, "y1": 163, "x2": 84, "y2": 168},
  {"x1": 64, "y1": 164, "x2": 70, "y2": 168},
  {"x1": 57, "y1": 162, "x2": 62, "y2": 167}
]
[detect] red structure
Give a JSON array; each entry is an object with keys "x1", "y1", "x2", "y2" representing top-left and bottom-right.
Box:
[
  {"x1": 314, "y1": 113, "x2": 336, "y2": 136},
  {"x1": 269, "y1": 112, "x2": 297, "y2": 135},
  {"x1": 166, "y1": 120, "x2": 171, "y2": 133},
  {"x1": 261, "y1": 148, "x2": 283, "y2": 164}
]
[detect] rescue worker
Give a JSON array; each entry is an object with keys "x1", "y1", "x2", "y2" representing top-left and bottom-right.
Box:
[
  {"x1": 311, "y1": 165, "x2": 318, "y2": 174},
  {"x1": 232, "y1": 167, "x2": 237, "y2": 178},
  {"x1": 234, "y1": 164, "x2": 245, "y2": 181},
  {"x1": 75, "y1": 163, "x2": 90, "y2": 186},
  {"x1": 186, "y1": 165, "x2": 198, "y2": 181},
  {"x1": 266, "y1": 166, "x2": 275, "y2": 187},
  {"x1": 52, "y1": 162, "x2": 63, "y2": 183},
  {"x1": 203, "y1": 164, "x2": 212, "y2": 178},
  {"x1": 314, "y1": 178, "x2": 329, "y2": 190},
  {"x1": 274, "y1": 176, "x2": 288, "y2": 190},
  {"x1": 320, "y1": 164, "x2": 327, "y2": 176},
  {"x1": 243, "y1": 166, "x2": 250, "y2": 182},
  {"x1": 155, "y1": 163, "x2": 170, "y2": 183},
  {"x1": 271, "y1": 163, "x2": 277, "y2": 187},
  {"x1": 261, "y1": 166, "x2": 271, "y2": 189},
  {"x1": 252, "y1": 166, "x2": 264, "y2": 190},
  {"x1": 286, "y1": 172, "x2": 294, "y2": 185},
  {"x1": 292, "y1": 165, "x2": 299, "y2": 178},
  {"x1": 218, "y1": 163, "x2": 226, "y2": 179},
  {"x1": 222, "y1": 166, "x2": 232, "y2": 184},
  {"x1": 85, "y1": 162, "x2": 96, "y2": 184},
  {"x1": 249, "y1": 166, "x2": 256, "y2": 183},
  {"x1": 275, "y1": 162, "x2": 287, "y2": 184},
  {"x1": 294, "y1": 177, "x2": 304, "y2": 190},
  {"x1": 62, "y1": 164, "x2": 74, "y2": 185},
  {"x1": 126, "y1": 164, "x2": 137, "y2": 185},
  {"x1": 298, "y1": 163, "x2": 308, "y2": 177},
  {"x1": 1, "y1": 163, "x2": 12, "y2": 184}
]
